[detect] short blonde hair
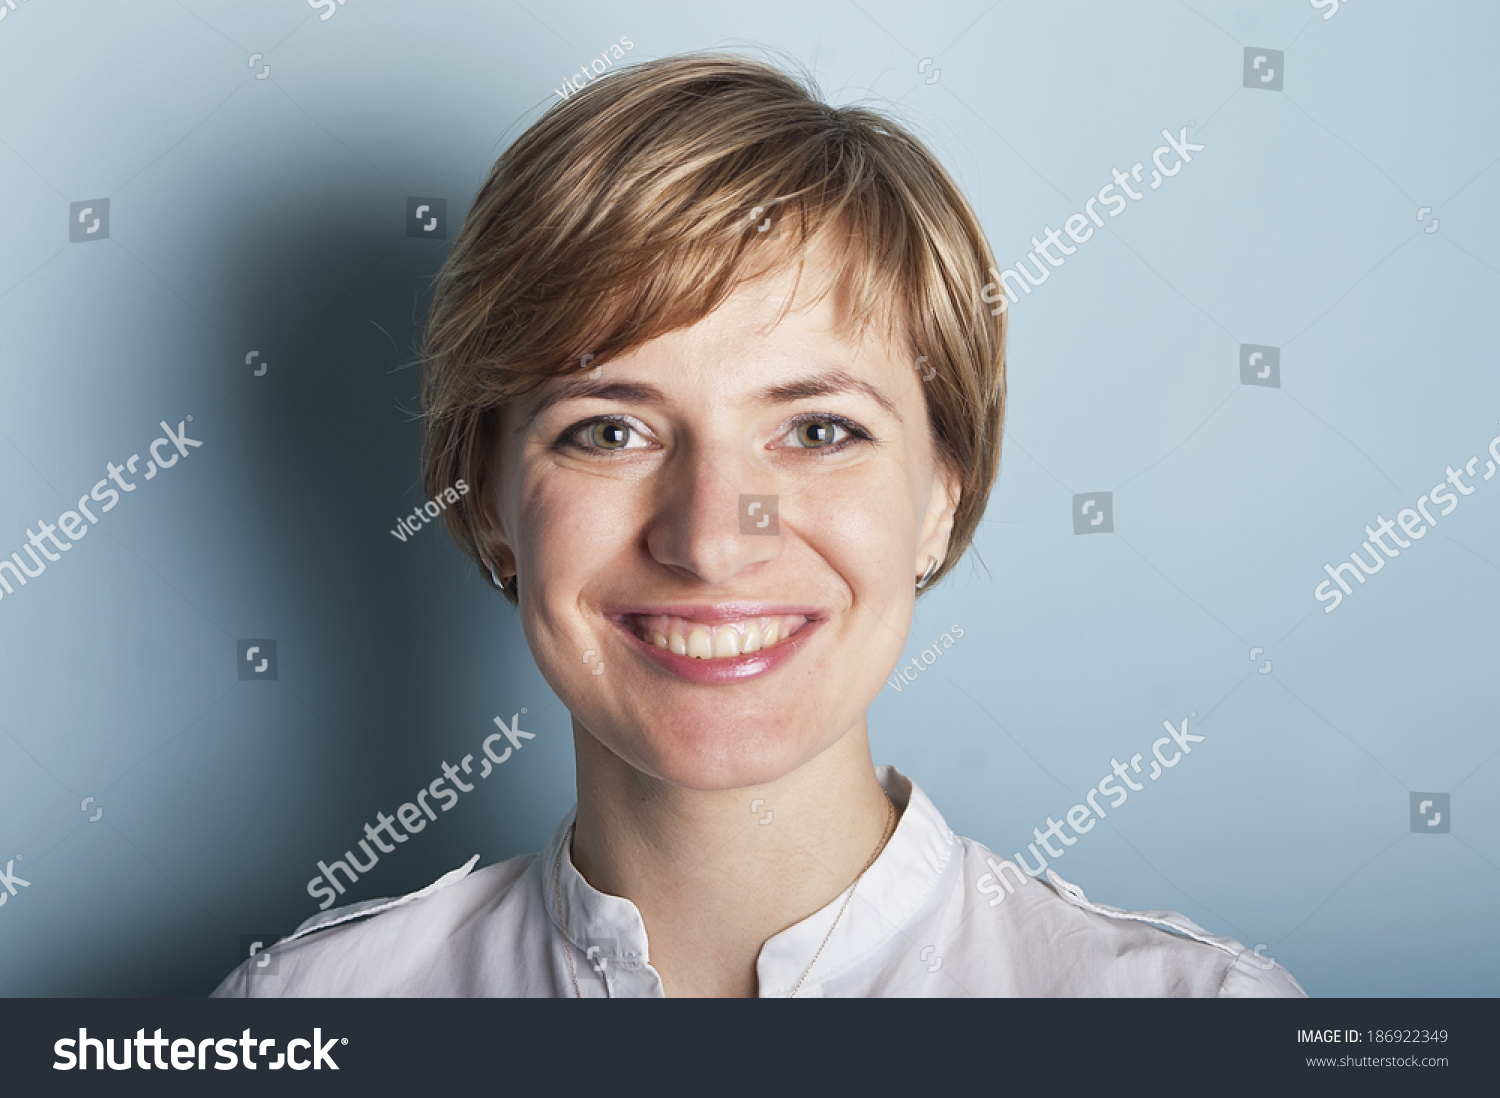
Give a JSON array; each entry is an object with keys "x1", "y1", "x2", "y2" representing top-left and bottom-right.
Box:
[{"x1": 422, "y1": 52, "x2": 1006, "y2": 603}]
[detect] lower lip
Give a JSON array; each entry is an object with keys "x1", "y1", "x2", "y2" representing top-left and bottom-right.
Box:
[{"x1": 611, "y1": 618, "x2": 823, "y2": 684}]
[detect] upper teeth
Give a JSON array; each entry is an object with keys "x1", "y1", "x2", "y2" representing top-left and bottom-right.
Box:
[{"x1": 630, "y1": 614, "x2": 808, "y2": 659}]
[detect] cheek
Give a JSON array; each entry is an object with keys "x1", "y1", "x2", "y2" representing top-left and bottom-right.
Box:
[
  {"x1": 789, "y1": 464, "x2": 918, "y2": 592},
  {"x1": 786, "y1": 468, "x2": 920, "y2": 680},
  {"x1": 513, "y1": 469, "x2": 652, "y2": 658},
  {"x1": 516, "y1": 470, "x2": 634, "y2": 578}
]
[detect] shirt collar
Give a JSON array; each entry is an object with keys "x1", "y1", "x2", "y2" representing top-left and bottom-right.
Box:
[
  {"x1": 542, "y1": 765, "x2": 957, "y2": 997},
  {"x1": 755, "y1": 765, "x2": 956, "y2": 996},
  {"x1": 539, "y1": 807, "x2": 656, "y2": 986}
]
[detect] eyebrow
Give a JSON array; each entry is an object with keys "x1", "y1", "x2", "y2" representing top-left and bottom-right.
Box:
[
  {"x1": 520, "y1": 379, "x2": 668, "y2": 430},
  {"x1": 519, "y1": 367, "x2": 901, "y2": 429},
  {"x1": 754, "y1": 369, "x2": 901, "y2": 422}
]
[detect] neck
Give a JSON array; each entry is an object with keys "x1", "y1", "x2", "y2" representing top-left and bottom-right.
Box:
[{"x1": 568, "y1": 718, "x2": 896, "y2": 997}]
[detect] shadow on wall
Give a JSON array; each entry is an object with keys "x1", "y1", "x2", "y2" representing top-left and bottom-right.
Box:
[{"x1": 55, "y1": 168, "x2": 544, "y2": 995}]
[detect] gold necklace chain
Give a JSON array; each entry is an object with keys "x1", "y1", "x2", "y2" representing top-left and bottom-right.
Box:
[
  {"x1": 553, "y1": 794, "x2": 898, "y2": 999},
  {"x1": 788, "y1": 795, "x2": 895, "y2": 998}
]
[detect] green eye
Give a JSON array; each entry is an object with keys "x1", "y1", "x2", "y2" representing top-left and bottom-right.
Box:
[
  {"x1": 589, "y1": 421, "x2": 632, "y2": 449},
  {"x1": 796, "y1": 420, "x2": 838, "y2": 447}
]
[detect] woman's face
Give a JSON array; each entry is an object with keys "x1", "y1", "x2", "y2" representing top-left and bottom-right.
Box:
[{"x1": 492, "y1": 243, "x2": 958, "y2": 791}]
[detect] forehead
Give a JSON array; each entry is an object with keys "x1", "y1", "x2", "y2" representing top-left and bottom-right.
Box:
[
  {"x1": 661, "y1": 275, "x2": 849, "y2": 364},
  {"x1": 507, "y1": 232, "x2": 918, "y2": 435},
  {"x1": 513, "y1": 255, "x2": 913, "y2": 431}
]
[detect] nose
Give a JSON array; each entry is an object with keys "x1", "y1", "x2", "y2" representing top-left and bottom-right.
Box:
[{"x1": 645, "y1": 439, "x2": 781, "y2": 585}]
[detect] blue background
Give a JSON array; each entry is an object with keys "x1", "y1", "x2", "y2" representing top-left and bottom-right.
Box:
[{"x1": 0, "y1": 0, "x2": 1495, "y2": 996}]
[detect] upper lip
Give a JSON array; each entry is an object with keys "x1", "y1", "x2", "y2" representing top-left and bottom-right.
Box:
[{"x1": 607, "y1": 602, "x2": 825, "y2": 624}]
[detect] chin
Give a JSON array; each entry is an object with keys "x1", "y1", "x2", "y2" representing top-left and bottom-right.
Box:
[{"x1": 586, "y1": 692, "x2": 843, "y2": 792}]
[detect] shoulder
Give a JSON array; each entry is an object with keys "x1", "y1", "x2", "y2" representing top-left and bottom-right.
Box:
[
  {"x1": 944, "y1": 836, "x2": 1305, "y2": 998},
  {"x1": 210, "y1": 852, "x2": 545, "y2": 997}
]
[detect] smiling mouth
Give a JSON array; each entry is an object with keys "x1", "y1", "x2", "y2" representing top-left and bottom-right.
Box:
[{"x1": 623, "y1": 613, "x2": 811, "y2": 659}]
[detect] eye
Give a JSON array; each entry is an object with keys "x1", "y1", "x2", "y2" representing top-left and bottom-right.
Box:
[
  {"x1": 589, "y1": 421, "x2": 632, "y2": 449},
  {"x1": 778, "y1": 414, "x2": 872, "y2": 453},
  {"x1": 557, "y1": 416, "x2": 653, "y2": 453}
]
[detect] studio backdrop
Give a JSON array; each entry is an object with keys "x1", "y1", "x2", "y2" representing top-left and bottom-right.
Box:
[{"x1": 0, "y1": 0, "x2": 1496, "y2": 996}]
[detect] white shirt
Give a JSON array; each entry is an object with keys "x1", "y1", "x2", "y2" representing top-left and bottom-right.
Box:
[{"x1": 212, "y1": 766, "x2": 1305, "y2": 998}]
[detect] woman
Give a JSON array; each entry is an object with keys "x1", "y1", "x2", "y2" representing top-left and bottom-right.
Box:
[{"x1": 214, "y1": 53, "x2": 1304, "y2": 998}]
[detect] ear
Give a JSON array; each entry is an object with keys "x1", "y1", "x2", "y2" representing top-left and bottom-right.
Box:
[
  {"x1": 915, "y1": 458, "x2": 961, "y2": 577},
  {"x1": 476, "y1": 523, "x2": 516, "y2": 579}
]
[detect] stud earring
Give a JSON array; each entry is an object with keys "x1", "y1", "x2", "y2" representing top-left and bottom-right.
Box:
[
  {"x1": 486, "y1": 561, "x2": 514, "y2": 593},
  {"x1": 916, "y1": 556, "x2": 938, "y2": 590}
]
